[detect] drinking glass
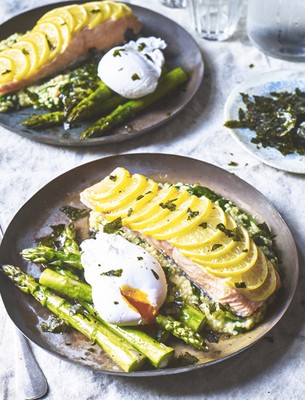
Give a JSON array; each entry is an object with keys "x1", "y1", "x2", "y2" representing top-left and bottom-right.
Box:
[
  {"x1": 247, "y1": 0, "x2": 305, "y2": 60},
  {"x1": 190, "y1": 0, "x2": 242, "y2": 41},
  {"x1": 160, "y1": 0, "x2": 187, "y2": 8}
]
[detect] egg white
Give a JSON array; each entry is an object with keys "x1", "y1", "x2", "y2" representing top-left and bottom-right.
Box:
[
  {"x1": 98, "y1": 36, "x2": 167, "y2": 99},
  {"x1": 80, "y1": 231, "x2": 167, "y2": 325}
]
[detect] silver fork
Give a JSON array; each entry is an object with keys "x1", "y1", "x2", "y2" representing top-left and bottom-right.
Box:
[{"x1": 0, "y1": 223, "x2": 48, "y2": 400}]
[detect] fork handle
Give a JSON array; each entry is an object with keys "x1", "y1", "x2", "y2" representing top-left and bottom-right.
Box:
[{"x1": 14, "y1": 328, "x2": 48, "y2": 400}]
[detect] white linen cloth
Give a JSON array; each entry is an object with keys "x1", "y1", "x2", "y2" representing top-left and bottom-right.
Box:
[{"x1": 0, "y1": 1, "x2": 304, "y2": 399}]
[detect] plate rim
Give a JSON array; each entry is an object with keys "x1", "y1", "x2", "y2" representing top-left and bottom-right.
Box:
[
  {"x1": 224, "y1": 69, "x2": 305, "y2": 174},
  {"x1": 0, "y1": 2, "x2": 204, "y2": 147},
  {"x1": 0, "y1": 153, "x2": 299, "y2": 376}
]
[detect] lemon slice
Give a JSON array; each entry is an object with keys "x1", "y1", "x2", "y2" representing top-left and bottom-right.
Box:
[
  {"x1": 225, "y1": 248, "x2": 269, "y2": 290},
  {"x1": 0, "y1": 48, "x2": 30, "y2": 80},
  {"x1": 179, "y1": 215, "x2": 237, "y2": 260},
  {"x1": 81, "y1": 167, "x2": 131, "y2": 207},
  {"x1": 240, "y1": 260, "x2": 277, "y2": 301},
  {"x1": 0, "y1": 56, "x2": 14, "y2": 83},
  {"x1": 39, "y1": 7, "x2": 75, "y2": 32},
  {"x1": 152, "y1": 196, "x2": 213, "y2": 241},
  {"x1": 65, "y1": 5, "x2": 89, "y2": 32},
  {"x1": 13, "y1": 40, "x2": 39, "y2": 77},
  {"x1": 22, "y1": 31, "x2": 50, "y2": 68},
  {"x1": 105, "y1": 179, "x2": 158, "y2": 222},
  {"x1": 123, "y1": 186, "x2": 177, "y2": 225},
  {"x1": 94, "y1": 173, "x2": 148, "y2": 212},
  {"x1": 129, "y1": 190, "x2": 189, "y2": 231},
  {"x1": 37, "y1": 16, "x2": 71, "y2": 52},
  {"x1": 139, "y1": 194, "x2": 199, "y2": 236},
  {"x1": 169, "y1": 204, "x2": 227, "y2": 249},
  {"x1": 201, "y1": 239, "x2": 258, "y2": 276},
  {"x1": 34, "y1": 21, "x2": 62, "y2": 60},
  {"x1": 84, "y1": 2, "x2": 105, "y2": 29}
]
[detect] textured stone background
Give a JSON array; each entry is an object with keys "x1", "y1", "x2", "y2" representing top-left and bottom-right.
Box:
[{"x1": 0, "y1": 1, "x2": 305, "y2": 399}]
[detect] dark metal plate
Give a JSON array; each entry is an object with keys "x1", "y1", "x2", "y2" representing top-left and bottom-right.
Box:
[
  {"x1": 0, "y1": 154, "x2": 298, "y2": 376},
  {"x1": 0, "y1": 2, "x2": 203, "y2": 146}
]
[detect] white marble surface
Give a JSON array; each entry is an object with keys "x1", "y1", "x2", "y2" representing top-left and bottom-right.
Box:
[{"x1": 0, "y1": 1, "x2": 305, "y2": 399}]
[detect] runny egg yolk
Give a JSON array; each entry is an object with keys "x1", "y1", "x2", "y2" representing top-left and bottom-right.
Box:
[{"x1": 120, "y1": 285, "x2": 158, "y2": 324}]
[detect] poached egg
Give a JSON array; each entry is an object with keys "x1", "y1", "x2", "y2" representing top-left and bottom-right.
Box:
[
  {"x1": 80, "y1": 231, "x2": 167, "y2": 326},
  {"x1": 98, "y1": 37, "x2": 167, "y2": 99}
]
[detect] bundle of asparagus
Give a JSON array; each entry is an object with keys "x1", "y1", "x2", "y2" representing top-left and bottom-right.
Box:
[
  {"x1": 1, "y1": 221, "x2": 209, "y2": 373},
  {"x1": 21, "y1": 67, "x2": 188, "y2": 139}
]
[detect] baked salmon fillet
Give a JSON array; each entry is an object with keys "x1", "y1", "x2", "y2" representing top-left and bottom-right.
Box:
[
  {"x1": 0, "y1": 2, "x2": 142, "y2": 95},
  {"x1": 80, "y1": 167, "x2": 281, "y2": 318}
]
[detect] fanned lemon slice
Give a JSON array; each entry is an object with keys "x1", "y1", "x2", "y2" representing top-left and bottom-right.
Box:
[
  {"x1": 240, "y1": 260, "x2": 277, "y2": 301},
  {"x1": 81, "y1": 167, "x2": 131, "y2": 207},
  {"x1": 34, "y1": 21, "x2": 62, "y2": 60},
  {"x1": 0, "y1": 56, "x2": 14, "y2": 83},
  {"x1": 225, "y1": 248, "x2": 269, "y2": 290},
  {"x1": 152, "y1": 196, "x2": 213, "y2": 241},
  {"x1": 13, "y1": 40, "x2": 39, "y2": 77},
  {"x1": 169, "y1": 204, "x2": 227, "y2": 249},
  {"x1": 65, "y1": 5, "x2": 89, "y2": 32},
  {"x1": 201, "y1": 238, "x2": 258, "y2": 276},
  {"x1": 139, "y1": 194, "x2": 199, "y2": 236},
  {"x1": 37, "y1": 16, "x2": 71, "y2": 52},
  {"x1": 94, "y1": 173, "x2": 148, "y2": 212},
  {"x1": 39, "y1": 7, "x2": 75, "y2": 32},
  {"x1": 0, "y1": 48, "x2": 30, "y2": 80},
  {"x1": 129, "y1": 190, "x2": 189, "y2": 231},
  {"x1": 179, "y1": 215, "x2": 237, "y2": 260},
  {"x1": 105, "y1": 179, "x2": 159, "y2": 222},
  {"x1": 22, "y1": 31, "x2": 50, "y2": 68},
  {"x1": 84, "y1": 2, "x2": 106, "y2": 29},
  {"x1": 123, "y1": 186, "x2": 177, "y2": 225}
]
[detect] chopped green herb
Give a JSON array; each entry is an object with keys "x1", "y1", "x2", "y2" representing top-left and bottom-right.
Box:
[
  {"x1": 187, "y1": 207, "x2": 199, "y2": 220},
  {"x1": 114, "y1": 301, "x2": 119, "y2": 305},
  {"x1": 138, "y1": 43, "x2": 146, "y2": 51},
  {"x1": 40, "y1": 315, "x2": 71, "y2": 333},
  {"x1": 249, "y1": 63, "x2": 254, "y2": 68},
  {"x1": 113, "y1": 48, "x2": 125, "y2": 57},
  {"x1": 1, "y1": 69, "x2": 11, "y2": 75},
  {"x1": 160, "y1": 198, "x2": 177, "y2": 211},
  {"x1": 101, "y1": 269, "x2": 123, "y2": 277},
  {"x1": 228, "y1": 161, "x2": 238, "y2": 167},
  {"x1": 132, "y1": 73, "x2": 140, "y2": 81},
  {"x1": 144, "y1": 54, "x2": 154, "y2": 62},
  {"x1": 137, "y1": 256, "x2": 143, "y2": 261},
  {"x1": 151, "y1": 269, "x2": 159, "y2": 280},
  {"x1": 109, "y1": 174, "x2": 117, "y2": 182},
  {"x1": 90, "y1": 8, "x2": 101, "y2": 14},
  {"x1": 136, "y1": 194, "x2": 144, "y2": 200},
  {"x1": 235, "y1": 282, "x2": 247, "y2": 289},
  {"x1": 176, "y1": 352, "x2": 199, "y2": 366},
  {"x1": 127, "y1": 207, "x2": 133, "y2": 217},
  {"x1": 103, "y1": 217, "x2": 122, "y2": 234},
  {"x1": 199, "y1": 222, "x2": 208, "y2": 229},
  {"x1": 21, "y1": 48, "x2": 29, "y2": 55},
  {"x1": 211, "y1": 243, "x2": 222, "y2": 251},
  {"x1": 60, "y1": 205, "x2": 89, "y2": 221}
]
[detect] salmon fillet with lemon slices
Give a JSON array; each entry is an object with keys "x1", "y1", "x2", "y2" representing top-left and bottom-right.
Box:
[
  {"x1": 80, "y1": 167, "x2": 281, "y2": 318},
  {"x1": 0, "y1": 2, "x2": 142, "y2": 95}
]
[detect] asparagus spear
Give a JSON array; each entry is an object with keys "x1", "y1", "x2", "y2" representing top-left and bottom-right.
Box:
[
  {"x1": 156, "y1": 315, "x2": 208, "y2": 351},
  {"x1": 39, "y1": 268, "x2": 174, "y2": 368},
  {"x1": 1, "y1": 265, "x2": 145, "y2": 372},
  {"x1": 80, "y1": 67, "x2": 188, "y2": 139},
  {"x1": 82, "y1": 302, "x2": 174, "y2": 369},
  {"x1": 67, "y1": 81, "x2": 117, "y2": 122},
  {"x1": 21, "y1": 246, "x2": 82, "y2": 270},
  {"x1": 21, "y1": 111, "x2": 65, "y2": 129},
  {"x1": 179, "y1": 304, "x2": 206, "y2": 333}
]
